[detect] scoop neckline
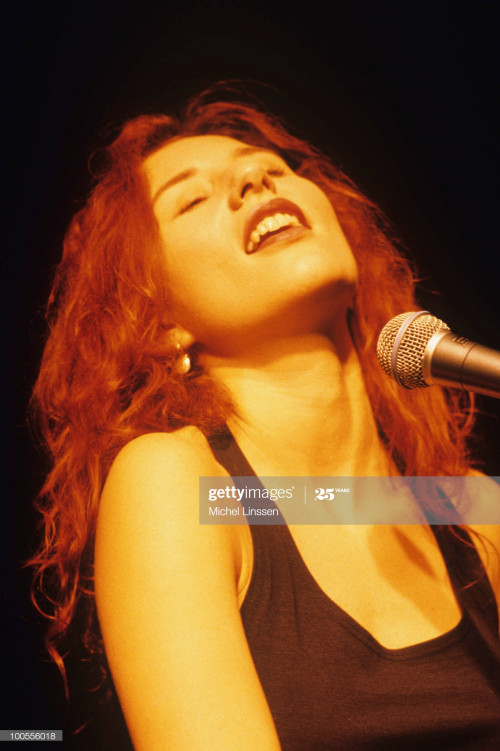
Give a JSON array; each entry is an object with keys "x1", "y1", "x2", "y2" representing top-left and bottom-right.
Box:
[
  {"x1": 218, "y1": 428, "x2": 471, "y2": 660},
  {"x1": 274, "y1": 522, "x2": 470, "y2": 660}
]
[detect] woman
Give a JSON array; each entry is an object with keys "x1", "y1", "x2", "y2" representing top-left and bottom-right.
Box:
[{"x1": 30, "y1": 88, "x2": 500, "y2": 749}]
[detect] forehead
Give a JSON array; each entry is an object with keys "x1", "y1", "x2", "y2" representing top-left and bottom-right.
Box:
[{"x1": 143, "y1": 134, "x2": 274, "y2": 196}]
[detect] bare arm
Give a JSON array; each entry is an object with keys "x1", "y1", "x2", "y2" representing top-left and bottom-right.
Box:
[{"x1": 95, "y1": 429, "x2": 281, "y2": 751}]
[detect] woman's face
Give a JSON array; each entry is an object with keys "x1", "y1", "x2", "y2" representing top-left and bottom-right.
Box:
[{"x1": 143, "y1": 134, "x2": 358, "y2": 356}]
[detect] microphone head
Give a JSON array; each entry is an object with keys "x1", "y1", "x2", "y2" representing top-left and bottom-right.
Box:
[{"x1": 376, "y1": 311, "x2": 450, "y2": 389}]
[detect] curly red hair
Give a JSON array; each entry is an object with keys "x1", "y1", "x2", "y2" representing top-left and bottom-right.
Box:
[{"x1": 29, "y1": 86, "x2": 475, "y2": 694}]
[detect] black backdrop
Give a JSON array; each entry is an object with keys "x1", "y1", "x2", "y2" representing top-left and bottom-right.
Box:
[{"x1": 2, "y1": 0, "x2": 500, "y2": 742}]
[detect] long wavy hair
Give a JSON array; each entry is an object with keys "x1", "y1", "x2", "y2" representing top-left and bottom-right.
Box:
[{"x1": 29, "y1": 85, "x2": 475, "y2": 697}]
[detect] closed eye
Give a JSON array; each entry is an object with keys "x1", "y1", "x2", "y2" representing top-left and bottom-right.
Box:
[
  {"x1": 266, "y1": 159, "x2": 290, "y2": 177},
  {"x1": 179, "y1": 197, "x2": 206, "y2": 215}
]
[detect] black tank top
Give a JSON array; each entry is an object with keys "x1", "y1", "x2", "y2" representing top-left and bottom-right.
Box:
[{"x1": 209, "y1": 430, "x2": 500, "y2": 750}]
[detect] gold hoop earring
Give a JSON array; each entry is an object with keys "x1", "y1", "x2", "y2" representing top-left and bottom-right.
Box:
[{"x1": 175, "y1": 343, "x2": 191, "y2": 375}]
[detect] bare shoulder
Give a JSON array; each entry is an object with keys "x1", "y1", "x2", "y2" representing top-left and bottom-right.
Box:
[
  {"x1": 95, "y1": 428, "x2": 274, "y2": 750},
  {"x1": 96, "y1": 426, "x2": 239, "y2": 579},
  {"x1": 105, "y1": 426, "x2": 226, "y2": 487}
]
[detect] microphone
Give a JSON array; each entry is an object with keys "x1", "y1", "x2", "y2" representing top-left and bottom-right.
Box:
[{"x1": 376, "y1": 311, "x2": 500, "y2": 399}]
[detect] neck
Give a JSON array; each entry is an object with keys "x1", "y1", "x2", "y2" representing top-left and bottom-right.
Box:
[{"x1": 201, "y1": 323, "x2": 393, "y2": 477}]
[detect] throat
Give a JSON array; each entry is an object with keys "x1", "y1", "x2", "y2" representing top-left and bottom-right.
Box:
[{"x1": 215, "y1": 340, "x2": 390, "y2": 477}]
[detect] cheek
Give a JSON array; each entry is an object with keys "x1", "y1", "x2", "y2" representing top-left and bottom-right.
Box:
[
  {"x1": 160, "y1": 237, "x2": 237, "y2": 337},
  {"x1": 314, "y1": 188, "x2": 348, "y2": 236},
  {"x1": 315, "y1": 196, "x2": 359, "y2": 282}
]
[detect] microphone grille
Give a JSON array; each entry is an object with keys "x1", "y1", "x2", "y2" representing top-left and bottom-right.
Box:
[{"x1": 376, "y1": 311, "x2": 450, "y2": 389}]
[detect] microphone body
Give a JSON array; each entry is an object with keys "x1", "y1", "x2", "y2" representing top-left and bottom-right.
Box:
[
  {"x1": 424, "y1": 330, "x2": 500, "y2": 398},
  {"x1": 377, "y1": 311, "x2": 500, "y2": 399}
]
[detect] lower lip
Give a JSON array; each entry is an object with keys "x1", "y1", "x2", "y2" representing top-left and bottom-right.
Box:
[{"x1": 251, "y1": 225, "x2": 309, "y2": 254}]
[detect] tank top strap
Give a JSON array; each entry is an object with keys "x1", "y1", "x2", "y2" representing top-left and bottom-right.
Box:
[
  {"x1": 208, "y1": 426, "x2": 262, "y2": 482},
  {"x1": 208, "y1": 427, "x2": 288, "y2": 523}
]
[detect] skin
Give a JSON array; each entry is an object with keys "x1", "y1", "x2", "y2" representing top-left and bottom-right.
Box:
[
  {"x1": 145, "y1": 135, "x2": 358, "y2": 356},
  {"x1": 95, "y1": 135, "x2": 500, "y2": 751}
]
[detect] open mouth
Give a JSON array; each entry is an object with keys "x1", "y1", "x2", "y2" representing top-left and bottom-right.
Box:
[{"x1": 244, "y1": 198, "x2": 309, "y2": 254}]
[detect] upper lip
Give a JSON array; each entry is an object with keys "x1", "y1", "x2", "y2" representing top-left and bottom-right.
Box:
[{"x1": 243, "y1": 197, "x2": 309, "y2": 253}]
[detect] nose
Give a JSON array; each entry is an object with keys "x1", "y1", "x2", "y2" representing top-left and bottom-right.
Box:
[{"x1": 228, "y1": 163, "x2": 276, "y2": 210}]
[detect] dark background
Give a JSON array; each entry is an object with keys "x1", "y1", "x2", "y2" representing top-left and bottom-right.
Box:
[{"x1": 2, "y1": 0, "x2": 500, "y2": 743}]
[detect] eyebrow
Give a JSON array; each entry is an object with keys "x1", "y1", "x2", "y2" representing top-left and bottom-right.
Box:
[{"x1": 151, "y1": 145, "x2": 276, "y2": 205}]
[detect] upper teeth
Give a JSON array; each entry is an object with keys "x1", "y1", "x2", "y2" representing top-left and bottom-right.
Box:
[{"x1": 247, "y1": 212, "x2": 300, "y2": 253}]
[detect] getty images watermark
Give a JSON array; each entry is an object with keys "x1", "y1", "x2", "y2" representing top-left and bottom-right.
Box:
[{"x1": 199, "y1": 476, "x2": 500, "y2": 525}]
